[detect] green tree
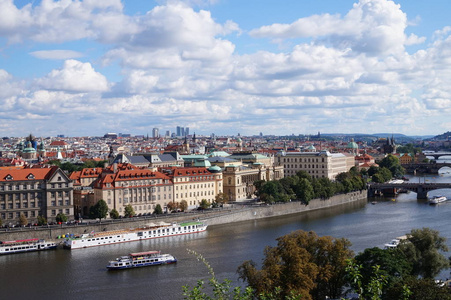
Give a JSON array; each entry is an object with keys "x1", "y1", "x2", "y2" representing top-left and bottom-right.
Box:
[
  {"x1": 354, "y1": 247, "x2": 412, "y2": 297},
  {"x1": 386, "y1": 277, "x2": 450, "y2": 300},
  {"x1": 19, "y1": 213, "x2": 28, "y2": 226},
  {"x1": 183, "y1": 249, "x2": 254, "y2": 300},
  {"x1": 398, "y1": 227, "x2": 449, "y2": 279},
  {"x1": 56, "y1": 213, "x2": 68, "y2": 223},
  {"x1": 37, "y1": 215, "x2": 47, "y2": 226},
  {"x1": 198, "y1": 199, "x2": 211, "y2": 210},
  {"x1": 379, "y1": 154, "x2": 405, "y2": 177},
  {"x1": 237, "y1": 230, "x2": 353, "y2": 300},
  {"x1": 295, "y1": 178, "x2": 314, "y2": 204},
  {"x1": 345, "y1": 260, "x2": 389, "y2": 300},
  {"x1": 110, "y1": 208, "x2": 120, "y2": 219},
  {"x1": 124, "y1": 204, "x2": 135, "y2": 218},
  {"x1": 179, "y1": 200, "x2": 188, "y2": 212},
  {"x1": 89, "y1": 199, "x2": 109, "y2": 221},
  {"x1": 154, "y1": 204, "x2": 163, "y2": 214}
]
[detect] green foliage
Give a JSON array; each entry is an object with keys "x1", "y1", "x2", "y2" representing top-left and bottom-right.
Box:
[
  {"x1": 89, "y1": 199, "x2": 109, "y2": 220},
  {"x1": 19, "y1": 213, "x2": 28, "y2": 226},
  {"x1": 182, "y1": 249, "x2": 254, "y2": 300},
  {"x1": 199, "y1": 199, "x2": 211, "y2": 210},
  {"x1": 386, "y1": 277, "x2": 450, "y2": 300},
  {"x1": 109, "y1": 208, "x2": 120, "y2": 219},
  {"x1": 50, "y1": 160, "x2": 107, "y2": 172},
  {"x1": 345, "y1": 259, "x2": 388, "y2": 300},
  {"x1": 237, "y1": 230, "x2": 353, "y2": 300},
  {"x1": 124, "y1": 204, "x2": 135, "y2": 217},
  {"x1": 295, "y1": 178, "x2": 314, "y2": 204},
  {"x1": 378, "y1": 154, "x2": 405, "y2": 177},
  {"x1": 37, "y1": 215, "x2": 47, "y2": 226},
  {"x1": 56, "y1": 213, "x2": 68, "y2": 223},
  {"x1": 354, "y1": 247, "x2": 412, "y2": 297},
  {"x1": 154, "y1": 204, "x2": 163, "y2": 214},
  {"x1": 398, "y1": 227, "x2": 449, "y2": 278}
]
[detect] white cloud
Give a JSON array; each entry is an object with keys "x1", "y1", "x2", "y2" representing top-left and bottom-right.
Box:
[
  {"x1": 36, "y1": 60, "x2": 110, "y2": 92},
  {"x1": 30, "y1": 50, "x2": 84, "y2": 60}
]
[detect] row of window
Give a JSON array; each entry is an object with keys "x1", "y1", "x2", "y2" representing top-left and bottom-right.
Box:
[
  {"x1": 175, "y1": 183, "x2": 214, "y2": 190},
  {"x1": 0, "y1": 201, "x2": 41, "y2": 209},
  {"x1": 1, "y1": 210, "x2": 37, "y2": 220},
  {"x1": 0, "y1": 193, "x2": 41, "y2": 201},
  {"x1": 284, "y1": 164, "x2": 326, "y2": 169},
  {"x1": 0, "y1": 182, "x2": 69, "y2": 191},
  {"x1": 282, "y1": 157, "x2": 326, "y2": 163}
]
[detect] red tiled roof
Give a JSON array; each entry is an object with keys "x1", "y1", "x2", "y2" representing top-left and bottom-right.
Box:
[{"x1": 0, "y1": 167, "x2": 57, "y2": 182}]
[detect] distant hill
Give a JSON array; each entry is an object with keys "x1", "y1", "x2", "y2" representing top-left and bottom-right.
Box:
[{"x1": 430, "y1": 131, "x2": 451, "y2": 140}]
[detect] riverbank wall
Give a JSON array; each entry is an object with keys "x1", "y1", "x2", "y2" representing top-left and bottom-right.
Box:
[{"x1": 0, "y1": 191, "x2": 367, "y2": 241}]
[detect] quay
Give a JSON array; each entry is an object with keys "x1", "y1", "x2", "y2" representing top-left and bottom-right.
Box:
[{"x1": 0, "y1": 191, "x2": 367, "y2": 242}]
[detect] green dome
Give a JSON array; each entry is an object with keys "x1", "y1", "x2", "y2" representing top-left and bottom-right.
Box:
[{"x1": 347, "y1": 139, "x2": 358, "y2": 149}]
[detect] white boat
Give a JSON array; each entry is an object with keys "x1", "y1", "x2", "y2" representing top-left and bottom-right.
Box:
[
  {"x1": 0, "y1": 238, "x2": 57, "y2": 255},
  {"x1": 428, "y1": 195, "x2": 447, "y2": 205},
  {"x1": 384, "y1": 235, "x2": 407, "y2": 249},
  {"x1": 106, "y1": 250, "x2": 177, "y2": 270},
  {"x1": 384, "y1": 239, "x2": 400, "y2": 249},
  {"x1": 63, "y1": 221, "x2": 207, "y2": 250}
]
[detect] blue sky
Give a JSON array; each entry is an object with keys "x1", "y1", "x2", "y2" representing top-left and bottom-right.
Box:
[{"x1": 1, "y1": 0, "x2": 451, "y2": 137}]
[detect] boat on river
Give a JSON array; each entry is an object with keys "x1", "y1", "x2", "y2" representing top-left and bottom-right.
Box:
[
  {"x1": 106, "y1": 250, "x2": 177, "y2": 270},
  {"x1": 384, "y1": 235, "x2": 407, "y2": 249},
  {"x1": 63, "y1": 221, "x2": 207, "y2": 250},
  {"x1": 0, "y1": 238, "x2": 57, "y2": 255},
  {"x1": 428, "y1": 195, "x2": 447, "y2": 205}
]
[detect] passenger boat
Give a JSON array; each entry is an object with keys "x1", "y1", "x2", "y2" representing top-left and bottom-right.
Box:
[
  {"x1": 0, "y1": 238, "x2": 57, "y2": 255},
  {"x1": 106, "y1": 250, "x2": 177, "y2": 270},
  {"x1": 384, "y1": 235, "x2": 407, "y2": 249},
  {"x1": 428, "y1": 195, "x2": 447, "y2": 205},
  {"x1": 63, "y1": 221, "x2": 207, "y2": 250}
]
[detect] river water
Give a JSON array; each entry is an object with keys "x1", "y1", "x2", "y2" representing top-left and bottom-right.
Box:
[{"x1": 2, "y1": 172, "x2": 451, "y2": 299}]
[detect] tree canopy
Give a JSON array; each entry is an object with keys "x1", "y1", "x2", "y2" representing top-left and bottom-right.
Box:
[
  {"x1": 237, "y1": 230, "x2": 353, "y2": 300},
  {"x1": 124, "y1": 204, "x2": 135, "y2": 217},
  {"x1": 89, "y1": 199, "x2": 109, "y2": 220}
]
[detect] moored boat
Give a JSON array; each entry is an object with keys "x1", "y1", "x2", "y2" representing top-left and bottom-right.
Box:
[
  {"x1": 384, "y1": 235, "x2": 407, "y2": 249},
  {"x1": 106, "y1": 250, "x2": 177, "y2": 270},
  {"x1": 0, "y1": 238, "x2": 57, "y2": 255},
  {"x1": 428, "y1": 195, "x2": 447, "y2": 205},
  {"x1": 63, "y1": 221, "x2": 207, "y2": 250}
]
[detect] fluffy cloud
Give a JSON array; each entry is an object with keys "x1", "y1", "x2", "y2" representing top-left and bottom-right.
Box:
[
  {"x1": 1, "y1": 0, "x2": 451, "y2": 136},
  {"x1": 36, "y1": 60, "x2": 110, "y2": 92}
]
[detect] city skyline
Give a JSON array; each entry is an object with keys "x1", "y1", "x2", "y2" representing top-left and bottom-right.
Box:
[{"x1": 1, "y1": 0, "x2": 451, "y2": 137}]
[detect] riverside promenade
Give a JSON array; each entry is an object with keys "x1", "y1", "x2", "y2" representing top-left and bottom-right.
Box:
[{"x1": 0, "y1": 190, "x2": 367, "y2": 242}]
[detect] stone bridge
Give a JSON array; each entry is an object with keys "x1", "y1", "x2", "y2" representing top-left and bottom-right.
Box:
[
  {"x1": 424, "y1": 152, "x2": 451, "y2": 160},
  {"x1": 402, "y1": 163, "x2": 451, "y2": 174},
  {"x1": 368, "y1": 182, "x2": 451, "y2": 199}
]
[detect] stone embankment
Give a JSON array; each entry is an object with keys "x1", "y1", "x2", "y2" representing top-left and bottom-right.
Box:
[{"x1": 0, "y1": 191, "x2": 367, "y2": 242}]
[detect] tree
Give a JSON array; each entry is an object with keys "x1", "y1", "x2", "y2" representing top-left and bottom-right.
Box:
[
  {"x1": 110, "y1": 208, "x2": 120, "y2": 219},
  {"x1": 154, "y1": 204, "x2": 163, "y2": 214},
  {"x1": 89, "y1": 199, "x2": 109, "y2": 221},
  {"x1": 295, "y1": 178, "x2": 314, "y2": 204},
  {"x1": 353, "y1": 247, "x2": 412, "y2": 297},
  {"x1": 386, "y1": 277, "x2": 451, "y2": 300},
  {"x1": 237, "y1": 230, "x2": 353, "y2": 300},
  {"x1": 183, "y1": 249, "x2": 254, "y2": 300},
  {"x1": 398, "y1": 227, "x2": 449, "y2": 279},
  {"x1": 214, "y1": 193, "x2": 228, "y2": 206},
  {"x1": 19, "y1": 213, "x2": 28, "y2": 226},
  {"x1": 379, "y1": 154, "x2": 405, "y2": 177},
  {"x1": 37, "y1": 215, "x2": 47, "y2": 226},
  {"x1": 124, "y1": 204, "x2": 135, "y2": 218},
  {"x1": 167, "y1": 201, "x2": 179, "y2": 212},
  {"x1": 179, "y1": 200, "x2": 188, "y2": 212},
  {"x1": 56, "y1": 213, "x2": 68, "y2": 223},
  {"x1": 198, "y1": 199, "x2": 210, "y2": 210}
]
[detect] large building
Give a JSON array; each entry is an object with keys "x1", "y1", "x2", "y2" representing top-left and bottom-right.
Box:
[
  {"x1": 160, "y1": 166, "x2": 222, "y2": 209},
  {"x1": 275, "y1": 150, "x2": 354, "y2": 180},
  {"x1": 93, "y1": 166, "x2": 173, "y2": 216},
  {"x1": 0, "y1": 166, "x2": 74, "y2": 224}
]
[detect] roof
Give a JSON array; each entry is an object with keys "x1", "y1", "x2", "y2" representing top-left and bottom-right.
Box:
[{"x1": 0, "y1": 166, "x2": 58, "y2": 182}]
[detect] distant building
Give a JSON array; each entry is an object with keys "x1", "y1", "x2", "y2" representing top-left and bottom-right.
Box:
[
  {"x1": 104, "y1": 133, "x2": 118, "y2": 139},
  {"x1": 275, "y1": 150, "x2": 354, "y2": 180},
  {"x1": 152, "y1": 128, "x2": 159, "y2": 138}
]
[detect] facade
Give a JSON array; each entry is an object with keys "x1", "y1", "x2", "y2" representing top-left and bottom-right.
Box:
[
  {"x1": 161, "y1": 167, "x2": 222, "y2": 209},
  {"x1": 93, "y1": 167, "x2": 173, "y2": 216},
  {"x1": 275, "y1": 150, "x2": 354, "y2": 180},
  {"x1": 0, "y1": 166, "x2": 74, "y2": 224},
  {"x1": 111, "y1": 152, "x2": 185, "y2": 168}
]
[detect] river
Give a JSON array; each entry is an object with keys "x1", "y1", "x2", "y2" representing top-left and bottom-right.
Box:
[{"x1": 2, "y1": 173, "x2": 451, "y2": 299}]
